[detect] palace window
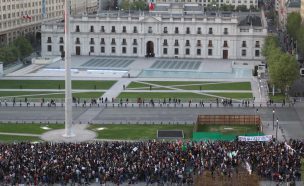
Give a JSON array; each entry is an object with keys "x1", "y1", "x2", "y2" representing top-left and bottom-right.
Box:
[
  {"x1": 122, "y1": 39, "x2": 127, "y2": 45},
  {"x1": 133, "y1": 47, "x2": 137, "y2": 54},
  {"x1": 208, "y1": 49, "x2": 212, "y2": 56},
  {"x1": 208, "y1": 40, "x2": 213, "y2": 47},
  {"x1": 111, "y1": 26, "x2": 115, "y2": 33},
  {"x1": 111, "y1": 47, "x2": 116, "y2": 53},
  {"x1": 185, "y1": 48, "x2": 190, "y2": 55},
  {"x1": 133, "y1": 39, "x2": 137, "y2": 45},
  {"x1": 101, "y1": 47, "x2": 105, "y2": 53},
  {"x1": 90, "y1": 38, "x2": 95, "y2": 45},
  {"x1": 186, "y1": 27, "x2": 190, "y2": 34},
  {"x1": 208, "y1": 27, "x2": 213, "y2": 34},
  {"x1": 197, "y1": 27, "x2": 202, "y2": 34},
  {"x1": 197, "y1": 49, "x2": 201, "y2": 55},
  {"x1": 242, "y1": 49, "x2": 246, "y2": 56},
  {"x1": 242, "y1": 41, "x2": 247, "y2": 47},
  {"x1": 75, "y1": 25, "x2": 80, "y2": 32},
  {"x1": 255, "y1": 50, "x2": 260, "y2": 57},
  {"x1": 174, "y1": 40, "x2": 179, "y2": 46},
  {"x1": 185, "y1": 40, "x2": 190, "y2": 46},
  {"x1": 122, "y1": 26, "x2": 126, "y2": 33},
  {"x1": 122, "y1": 47, "x2": 126, "y2": 54},
  {"x1": 223, "y1": 41, "x2": 228, "y2": 47}
]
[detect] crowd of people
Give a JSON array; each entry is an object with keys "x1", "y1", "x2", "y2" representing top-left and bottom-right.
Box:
[{"x1": 0, "y1": 139, "x2": 303, "y2": 185}]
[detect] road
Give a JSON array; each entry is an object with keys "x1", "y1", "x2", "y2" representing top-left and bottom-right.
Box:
[{"x1": 0, "y1": 104, "x2": 303, "y2": 140}]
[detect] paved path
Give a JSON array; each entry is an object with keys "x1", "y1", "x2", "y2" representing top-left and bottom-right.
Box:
[
  {"x1": 101, "y1": 78, "x2": 132, "y2": 99},
  {"x1": 0, "y1": 132, "x2": 40, "y2": 137},
  {"x1": 40, "y1": 124, "x2": 96, "y2": 142}
]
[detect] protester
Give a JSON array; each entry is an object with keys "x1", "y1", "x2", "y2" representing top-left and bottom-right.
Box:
[{"x1": 0, "y1": 139, "x2": 303, "y2": 185}]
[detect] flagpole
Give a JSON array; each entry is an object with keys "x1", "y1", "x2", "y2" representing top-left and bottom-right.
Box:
[{"x1": 63, "y1": 0, "x2": 74, "y2": 137}]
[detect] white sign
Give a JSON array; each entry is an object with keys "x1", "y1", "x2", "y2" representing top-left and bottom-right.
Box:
[{"x1": 238, "y1": 135, "x2": 272, "y2": 142}]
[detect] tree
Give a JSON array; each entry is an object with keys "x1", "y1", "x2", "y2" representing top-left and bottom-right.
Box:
[
  {"x1": 296, "y1": 26, "x2": 304, "y2": 52},
  {"x1": 119, "y1": 0, "x2": 148, "y2": 11},
  {"x1": 220, "y1": 4, "x2": 235, "y2": 11},
  {"x1": 286, "y1": 12, "x2": 302, "y2": 39},
  {"x1": 262, "y1": 36, "x2": 279, "y2": 57},
  {"x1": 131, "y1": 0, "x2": 148, "y2": 10},
  {"x1": 120, "y1": 0, "x2": 130, "y2": 10},
  {"x1": 13, "y1": 36, "x2": 33, "y2": 59},
  {"x1": 0, "y1": 45, "x2": 18, "y2": 65},
  {"x1": 268, "y1": 53, "x2": 299, "y2": 93},
  {"x1": 236, "y1": 5, "x2": 248, "y2": 12}
]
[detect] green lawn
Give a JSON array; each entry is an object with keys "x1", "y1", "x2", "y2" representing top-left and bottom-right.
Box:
[
  {"x1": 0, "y1": 91, "x2": 104, "y2": 99},
  {"x1": 118, "y1": 92, "x2": 252, "y2": 101},
  {"x1": 118, "y1": 92, "x2": 213, "y2": 100},
  {"x1": 143, "y1": 81, "x2": 214, "y2": 86},
  {"x1": 269, "y1": 93, "x2": 287, "y2": 102},
  {"x1": 127, "y1": 81, "x2": 212, "y2": 89},
  {"x1": 197, "y1": 124, "x2": 259, "y2": 135},
  {"x1": 127, "y1": 81, "x2": 251, "y2": 91},
  {"x1": 212, "y1": 93, "x2": 252, "y2": 99},
  {"x1": 0, "y1": 124, "x2": 64, "y2": 134},
  {"x1": 0, "y1": 135, "x2": 41, "y2": 142},
  {"x1": 176, "y1": 82, "x2": 251, "y2": 90},
  {"x1": 0, "y1": 80, "x2": 116, "y2": 89},
  {"x1": 89, "y1": 124, "x2": 193, "y2": 140}
]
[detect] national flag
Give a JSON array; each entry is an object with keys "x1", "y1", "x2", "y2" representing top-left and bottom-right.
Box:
[
  {"x1": 21, "y1": 14, "x2": 32, "y2": 20},
  {"x1": 149, "y1": 2, "x2": 155, "y2": 11}
]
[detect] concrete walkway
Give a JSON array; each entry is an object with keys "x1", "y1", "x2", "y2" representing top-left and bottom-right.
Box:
[
  {"x1": 0, "y1": 132, "x2": 40, "y2": 137},
  {"x1": 101, "y1": 79, "x2": 132, "y2": 99},
  {"x1": 40, "y1": 124, "x2": 96, "y2": 142}
]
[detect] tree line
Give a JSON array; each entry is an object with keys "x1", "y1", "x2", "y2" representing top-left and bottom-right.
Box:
[
  {"x1": 286, "y1": 12, "x2": 304, "y2": 54},
  {"x1": 262, "y1": 36, "x2": 299, "y2": 94},
  {"x1": 0, "y1": 36, "x2": 33, "y2": 65}
]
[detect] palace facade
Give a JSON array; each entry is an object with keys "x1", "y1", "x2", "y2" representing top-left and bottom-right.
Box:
[{"x1": 41, "y1": 4, "x2": 267, "y2": 60}]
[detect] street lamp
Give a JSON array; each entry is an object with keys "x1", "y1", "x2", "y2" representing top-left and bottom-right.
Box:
[
  {"x1": 275, "y1": 118, "x2": 279, "y2": 140},
  {"x1": 272, "y1": 109, "x2": 275, "y2": 130}
]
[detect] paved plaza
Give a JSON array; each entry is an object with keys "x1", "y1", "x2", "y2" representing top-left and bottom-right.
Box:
[{"x1": 0, "y1": 55, "x2": 302, "y2": 142}]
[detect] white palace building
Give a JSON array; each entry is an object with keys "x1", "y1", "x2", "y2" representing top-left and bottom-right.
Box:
[{"x1": 41, "y1": 3, "x2": 267, "y2": 61}]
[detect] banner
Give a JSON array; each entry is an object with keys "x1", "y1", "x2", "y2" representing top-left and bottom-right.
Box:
[
  {"x1": 42, "y1": 0, "x2": 46, "y2": 18},
  {"x1": 238, "y1": 135, "x2": 272, "y2": 142}
]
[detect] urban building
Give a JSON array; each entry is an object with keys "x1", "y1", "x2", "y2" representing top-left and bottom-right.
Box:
[
  {"x1": 0, "y1": 0, "x2": 99, "y2": 46},
  {"x1": 155, "y1": 0, "x2": 258, "y2": 9},
  {"x1": 41, "y1": 3, "x2": 267, "y2": 61},
  {"x1": 0, "y1": 0, "x2": 65, "y2": 46},
  {"x1": 71, "y1": 0, "x2": 98, "y2": 15}
]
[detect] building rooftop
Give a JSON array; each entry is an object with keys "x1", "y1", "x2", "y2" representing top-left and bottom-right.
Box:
[{"x1": 238, "y1": 14, "x2": 263, "y2": 27}]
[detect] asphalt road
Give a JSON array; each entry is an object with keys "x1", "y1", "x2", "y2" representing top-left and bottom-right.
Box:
[{"x1": 0, "y1": 105, "x2": 303, "y2": 140}]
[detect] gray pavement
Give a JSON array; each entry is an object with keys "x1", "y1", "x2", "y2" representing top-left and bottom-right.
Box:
[
  {"x1": 0, "y1": 105, "x2": 303, "y2": 141},
  {"x1": 40, "y1": 124, "x2": 97, "y2": 142}
]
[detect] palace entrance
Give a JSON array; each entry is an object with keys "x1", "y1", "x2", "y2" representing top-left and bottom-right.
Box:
[
  {"x1": 223, "y1": 50, "x2": 228, "y2": 59},
  {"x1": 146, "y1": 41, "x2": 154, "y2": 57},
  {"x1": 76, "y1": 46, "x2": 81, "y2": 55}
]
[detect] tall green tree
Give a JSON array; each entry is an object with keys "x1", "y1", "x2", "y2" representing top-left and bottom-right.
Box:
[
  {"x1": 296, "y1": 26, "x2": 304, "y2": 52},
  {"x1": 268, "y1": 53, "x2": 299, "y2": 93},
  {"x1": 286, "y1": 12, "x2": 302, "y2": 39},
  {"x1": 13, "y1": 36, "x2": 33, "y2": 59},
  {"x1": 262, "y1": 36, "x2": 279, "y2": 57}
]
